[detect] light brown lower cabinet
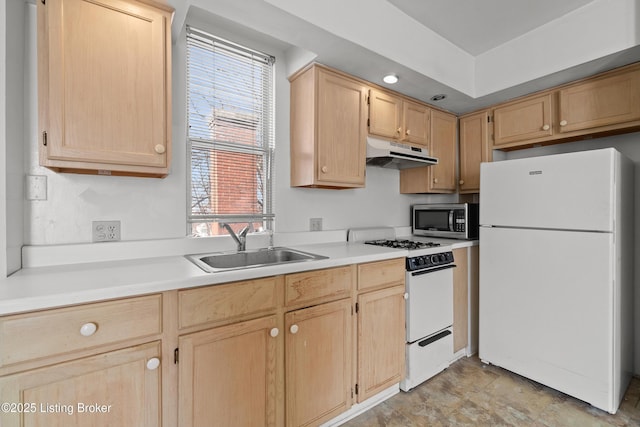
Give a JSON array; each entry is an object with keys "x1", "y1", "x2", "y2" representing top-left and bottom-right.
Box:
[
  {"x1": 453, "y1": 247, "x2": 469, "y2": 353},
  {"x1": 0, "y1": 341, "x2": 161, "y2": 427},
  {"x1": 452, "y1": 246, "x2": 479, "y2": 355},
  {"x1": 178, "y1": 315, "x2": 278, "y2": 427},
  {"x1": 357, "y1": 285, "x2": 405, "y2": 401},
  {"x1": 285, "y1": 298, "x2": 353, "y2": 427}
]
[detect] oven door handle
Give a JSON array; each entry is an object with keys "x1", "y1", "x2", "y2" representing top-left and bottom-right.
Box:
[
  {"x1": 418, "y1": 329, "x2": 452, "y2": 347},
  {"x1": 410, "y1": 264, "x2": 456, "y2": 276}
]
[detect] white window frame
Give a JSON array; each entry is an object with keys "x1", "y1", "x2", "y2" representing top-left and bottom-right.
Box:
[{"x1": 186, "y1": 26, "x2": 275, "y2": 236}]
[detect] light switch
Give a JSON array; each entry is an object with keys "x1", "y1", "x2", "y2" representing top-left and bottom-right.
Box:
[{"x1": 26, "y1": 175, "x2": 47, "y2": 201}]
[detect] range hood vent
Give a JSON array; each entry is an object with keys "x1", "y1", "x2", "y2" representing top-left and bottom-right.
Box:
[{"x1": 366, "y1": 137, "x2": 438, "y2": 170}]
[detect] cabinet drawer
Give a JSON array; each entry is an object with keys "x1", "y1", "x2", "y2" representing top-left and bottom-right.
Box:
[
  {"x1": 0, "y1": 294, "x2": 162, "y2": 368},
  {"x1": 179, "y1": 277, "x2": 278, "y2": 330},
  {"x1": 358, "y1": 258, "x2": 405, "y2": 291},
  {"x1": 285, "y1": 266, "x2": 353, "y2": 307}
]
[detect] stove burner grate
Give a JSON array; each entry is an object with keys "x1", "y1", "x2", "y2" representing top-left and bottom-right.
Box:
[{"x1": 364, "y1": 239, "x2": 441, "y2": 250}]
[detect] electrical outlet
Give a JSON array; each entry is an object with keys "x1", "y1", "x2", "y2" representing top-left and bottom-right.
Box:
[
  {"x1": 310, "y1": 218, "x2": 323, "y2": 231},
  {"x1": 92, "y1": 221, "x2": 121, "y2": 242}
]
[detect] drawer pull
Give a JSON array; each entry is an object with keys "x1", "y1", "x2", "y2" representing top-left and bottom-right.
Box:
[
  {"x1": 270, "y1": 328, "x2": 279, "y2": 338},
  {"x1": 79, "y1": 322, "x2": 98, "y2": 337},
  {"x1": 290, "y1": 324, "x2": 299, "y2": 334},
  {"x1": 146, "y1": 357, "x2": 161, "y2": 370}
]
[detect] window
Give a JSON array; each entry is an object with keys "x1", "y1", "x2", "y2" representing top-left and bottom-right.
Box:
[{"x1": 187, "y1": 27, "x2": 275, "y2": 237}]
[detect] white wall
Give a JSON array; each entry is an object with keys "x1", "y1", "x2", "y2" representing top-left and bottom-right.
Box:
[
  {"x1": 0, "y1": 0, "x2": 7, "y2": 276},
  {"x1": 4, "y1": 0, "x2": 24, "y2": 275},
  {"x1": 500, "y1": 132, "x2": 640, "y2": 375},
  {"x1": 20, "y1": 7, "x2": 448, "y2": 246}
]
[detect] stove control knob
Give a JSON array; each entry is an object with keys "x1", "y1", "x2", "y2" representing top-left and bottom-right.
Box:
[
  {"x1": 418, "y1": 257, "x2": 425, "y2": 265},
  {"x1": 431, "y1": 255, "x2": 439, "y2": 264}
]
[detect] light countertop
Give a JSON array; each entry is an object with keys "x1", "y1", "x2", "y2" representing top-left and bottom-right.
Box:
[{"x1": 0, "y1": 238, "x2": 478, "y2": 316}]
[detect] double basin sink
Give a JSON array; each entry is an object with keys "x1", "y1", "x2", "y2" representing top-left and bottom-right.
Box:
[{"x1": 187, "y1": 247, "x2": 328, "y2": 273}]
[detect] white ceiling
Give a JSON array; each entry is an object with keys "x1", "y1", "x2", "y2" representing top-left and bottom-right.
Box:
[
  {"x1": 172, "y1": 0, "x2": 640, "y2": 114},
  {"x1": 387, "y1": 0, "x2": 596, "y2": 55}
]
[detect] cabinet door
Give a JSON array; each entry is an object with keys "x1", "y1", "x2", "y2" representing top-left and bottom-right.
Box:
[
  {"x1": 357, "y1": 285, "x2": 405, "y2": 402},
  {"x1": 452, "y1": 248, "x2": 469, "y2": 353},
  {"x1": 493, "y1": 93, "x2": 553, "y2": 146},
  {"x1": 0, "y1": 341, "x2": 161, "y2": 427},
  {"x1": 368, "y1": 89, "x2": 402, "y2": 140},
  {"x1": 459, "y1": 110, "x2": 491, "y2": 193},
  {"x1": 428, "y1": 110, "x2": 457, "y2": 192},
  {"x1": 39, "y1": 0, "x2": 172, "y2": 175},
  {"x1": 316, "y1": 70, "x2": 367, "y2": 186},
  {"x1": 402, "y1": 100, "x2": 430, "y2": 146},
  {"x1": 558, "y1": 69, "x2": 640, "y2": 133},
  {"x1": 285, "y1": 299, "x2": 352, "y2": 427},
  {"x1": 178, "y1": 316, "x2": 278, "y2": 427},
  {"x1": 399, "y1": 110, "x2": 457, "y2": 194}
]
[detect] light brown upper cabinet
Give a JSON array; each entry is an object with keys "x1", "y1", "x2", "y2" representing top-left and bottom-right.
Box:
[
  {"x1": 399, "y1": 110, "x2": 457, "y2": 193},
  {"x1": 38, "y1": 0, "x2": 173, "y2": 178},
  {"x1": 290, "y1": 64, "x2": 368, "y2": 188},
  {"x1": 368, "y1": 89, "x2": 403, "y2": 140},
  {"x1": 490, "y1": 62, "x2": 640, "y2": 151},
  {"x1": 493, "y1": 93, "x2": 554, "y2": 147},
  {"x1": 558, "y1": 67, "x2": 640, "y2": 133},
  {"x1": 369, "y1": 90, "x2": 430, "y2": 146},
  {"x1": 459, "y1": 110, "x2": 492, "y2": 194}
]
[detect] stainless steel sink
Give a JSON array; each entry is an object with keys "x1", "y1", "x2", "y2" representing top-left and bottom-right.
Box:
[{"x1": 186, "y1": 247, "x2": 328, "y2": 273}]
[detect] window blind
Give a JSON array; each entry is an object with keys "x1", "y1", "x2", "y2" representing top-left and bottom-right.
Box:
[{"x1": 186, "y1": 26, "x2": 275, "y2": 236}]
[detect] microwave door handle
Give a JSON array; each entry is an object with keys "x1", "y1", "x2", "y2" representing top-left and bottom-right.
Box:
[{"x1": 448, "y1": 210, "x2": 454, "y2": 231}]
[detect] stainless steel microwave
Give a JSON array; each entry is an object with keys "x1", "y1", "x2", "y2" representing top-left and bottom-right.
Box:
[{"x1": 412, "y1": 203, "x2": 479, "y2": 240}]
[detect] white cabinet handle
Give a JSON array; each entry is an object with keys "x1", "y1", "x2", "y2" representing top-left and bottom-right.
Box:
[
  {"x1": 403, "y1": 293, "x2": 409, "y2": 300},
  {"x1": 79, "y1": 322, "x2": 97, "y2": 337},
  {"x1": 459, "y1": 179, "x2": 465, "y2": 185},
  {"x1": 270, "y1": 328, "x2": 279, "y2": 338},
  {"x1": 290, "y1": 324, "x2": 299, "y2": 334},
  {"x1": 396, "y1": 127, "x2": 402, "y2": 134},
  {"x1": 433, "y1": 178, "x2": 439, "y2": 184},
  {"x1": 542, "y1": 124, "x2": 550, "y2": 131},
  {"x1": 321, "y1": 166, "x2": 328, "y2": 173},
  {"x1": 559, "y1": 120, "x2": 568, "y2": 127},
  {"x1": 405, "y1": 129, "x2": 411, "y2": 136},
  {"x1": 146, "y1": 357, "x2": 160, "y2": 370},
  {"x1": 154, "y1": 144, "x2": 166, "y2": 154}
]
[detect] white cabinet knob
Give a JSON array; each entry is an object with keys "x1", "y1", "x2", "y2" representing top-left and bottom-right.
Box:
[
  {"x1": 154, "y1": 144, "x2": 166, "y2": 154},
  {"x1": 542, "y1": 124, "x2": 550, "y2": 131},
  {"x1": 290, "y1": 324, "x2": 299, "y2": 334},
  {"x1": 396, "y1": 127, "x2": 402, "y2": 134},
  {"x1": 405, "y1": 129, "x2": 411, "y2": 136},
  {"x1": 433, "y1": 178, "x2": 439, "y2": 184},
  {"x1": 146, "y1": 357, "x2": 160, "y2": 370},
  {"x1": 270, "y1": 328, "x2": 279, "y2": 338},
  {"x1": 321, "y1": 166, "x2": 328, "y2": 173},
  {"x1": 459, "y1": 180, "x2": 465, "y2": 185},
  {"x1": 403, "y1": 293, "x2": 409, "y2": 300},
  {"x1": 79, "y1": 322, "x2": 97, "y2": 337},
  {"x1": 559, "y1": 120, "x2": 568, "y2": 127}
]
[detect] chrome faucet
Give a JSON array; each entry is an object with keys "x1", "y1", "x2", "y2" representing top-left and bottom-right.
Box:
[{"x1": 221, "y1": 223, "x2": 252, "y2": 252}]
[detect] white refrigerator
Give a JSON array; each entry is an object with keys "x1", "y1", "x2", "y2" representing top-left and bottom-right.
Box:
[{"x1": 479, "y1": 148, "x2": 634, "y2": 414}]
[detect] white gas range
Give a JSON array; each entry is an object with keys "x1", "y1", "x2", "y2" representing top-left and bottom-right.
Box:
[{"x1": 348, "y1": 228, "x2": 455, "y2": 391}]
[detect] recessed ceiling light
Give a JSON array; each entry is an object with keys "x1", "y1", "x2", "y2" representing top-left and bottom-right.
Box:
[
  {"x1": 430, "y1": 94, "x2": 447, "y2": 102},
  {"x1": 383, "y1": 74, "x2": 398, "y2": 84}
]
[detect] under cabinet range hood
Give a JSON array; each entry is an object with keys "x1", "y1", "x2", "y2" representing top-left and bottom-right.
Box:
[{"x1": 366, "y1": 137, "x2": 438, "y2": 169}]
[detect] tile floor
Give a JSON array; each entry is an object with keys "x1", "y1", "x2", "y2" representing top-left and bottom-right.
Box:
[{"x1": 343, "y1": 356, "x2": 640, "y2": 427}]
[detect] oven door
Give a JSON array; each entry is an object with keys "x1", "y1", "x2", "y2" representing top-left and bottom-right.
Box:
[{"x1": 405, "y1": 264, "x2": 455, "y2": 343}]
